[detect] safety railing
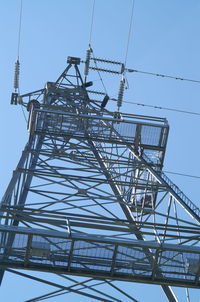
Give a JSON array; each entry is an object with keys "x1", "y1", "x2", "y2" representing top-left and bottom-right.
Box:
[{"x1": 142, "y1": 153, "x2": 200, "y2": 221}]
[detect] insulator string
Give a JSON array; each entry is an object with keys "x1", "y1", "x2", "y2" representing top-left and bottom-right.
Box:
[
  {"x1": 84, "y1": 54, "x2": 200, "y2": 84},
  {"x1": 14, "y1": 59, "x2": 20, "y2": 91},
  {"x1": 84, "y1": 46, "x2": 92, "y2": 81},
  {"x1": 14, "y1": 0, "x2": 27, "y2": 124},
  {"x1": 117, "y1": 76, "x2": 125, "y2": 110},
  {"x1": 13, "y1": 0, "x2": 23, "y2": 94}
]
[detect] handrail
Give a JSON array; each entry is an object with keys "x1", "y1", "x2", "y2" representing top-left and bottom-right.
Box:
[{"x1": 142, "y1": 153, "x2": 200, "y2": 222}]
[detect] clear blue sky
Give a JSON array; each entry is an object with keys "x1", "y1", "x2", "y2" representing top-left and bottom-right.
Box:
[{"x1": 0, "y1": 0, "x2": 200, "y2": 301}]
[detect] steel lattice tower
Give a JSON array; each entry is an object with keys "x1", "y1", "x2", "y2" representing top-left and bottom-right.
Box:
[{"x1": 1, "y1": 55, "x2": 200, "y2": 302}]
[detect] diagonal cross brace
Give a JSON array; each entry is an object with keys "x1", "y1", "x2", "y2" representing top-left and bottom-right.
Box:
[{"x1": 88, "y1": 140, "x2": 178, "y2": 302}]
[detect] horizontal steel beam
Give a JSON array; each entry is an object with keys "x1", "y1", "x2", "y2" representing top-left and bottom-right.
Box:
[{"x1": 0, "y1": 225, "x2": 199, "y2": 288}]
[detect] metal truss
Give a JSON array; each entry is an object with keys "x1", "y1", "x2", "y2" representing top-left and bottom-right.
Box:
[{"x1": 1, "y1": 57, "x2": 200, "y2": 302}]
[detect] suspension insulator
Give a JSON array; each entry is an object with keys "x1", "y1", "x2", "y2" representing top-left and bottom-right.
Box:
[
  {"x1": 14, "y1": 59, "x2": 20, "y2": 90},
  {"x1": 117, "y1": 77, "x2": 125, "y2": 109},
  {"x1": 84, "y1": 47, "x2": 92, "y2": 77}
]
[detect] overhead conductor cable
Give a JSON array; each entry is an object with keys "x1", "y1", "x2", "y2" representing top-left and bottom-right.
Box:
[
  {"x1": 117, "y1": 0, "x2": 135, "y2": 110},
  {"x1": 84, "y1": 0, "x2": 95, "y2": 79}
]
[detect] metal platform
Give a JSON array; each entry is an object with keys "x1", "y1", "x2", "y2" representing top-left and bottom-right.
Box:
[{"x1": 0, "y1": 224, "x2": 200, "y2": 288}]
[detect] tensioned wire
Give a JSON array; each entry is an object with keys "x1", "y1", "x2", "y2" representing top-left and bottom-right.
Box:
[{"x1": 109, "y1": 98, "x2": 200, "y2": 117}]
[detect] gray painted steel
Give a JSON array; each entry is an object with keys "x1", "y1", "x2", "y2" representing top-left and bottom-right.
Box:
[{"x1": 1, "y1": 59, "x2": 200, "y2": 302}]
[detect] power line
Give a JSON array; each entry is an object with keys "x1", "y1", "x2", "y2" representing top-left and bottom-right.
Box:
[
  {"x1": 164, "y1": 171, "x2": 200, "y2": 180},
  {"x1": 16, "y1": 0, "x2": 27, "y2": 125},
  {"x1": 126, "y1": 68, "x2": 200, "y2": 84},
  {"x1": 89, "y1": 0, "x2": 96, "y2": 45},
  {"x1": 86, "y1": 55, "x2": 200, "y2": 84},
  {"x1": 110, "y1": 98, "x2": 200, "y2": 116},
  {"x1": 17, "y1": 0, "x2": 23, "y2": 59},
  {"x1": 87, "y1": 58, "x2": 200, "y2": 85},
  {"x1": 124, "y1": 0, "x2": 135, "y2": 67}
]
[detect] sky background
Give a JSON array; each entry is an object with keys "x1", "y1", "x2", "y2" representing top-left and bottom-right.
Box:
[{"x1": 0, "y1": 0, "x2": 200, "y2": 301}]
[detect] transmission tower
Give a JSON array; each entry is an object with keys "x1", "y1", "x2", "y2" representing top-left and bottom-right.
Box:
[{"x1": 1, "y1": 54, "x2": 200, "y2": 302}]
